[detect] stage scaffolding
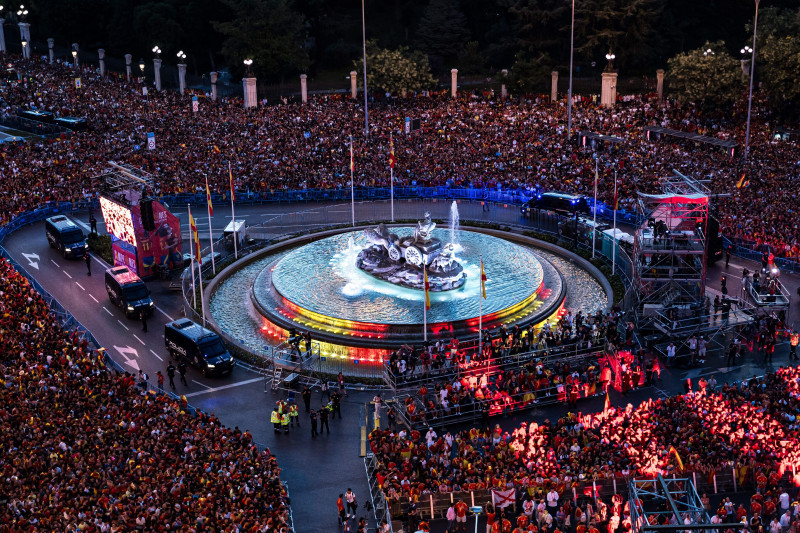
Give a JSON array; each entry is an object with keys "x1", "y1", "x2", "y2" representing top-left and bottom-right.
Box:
[
  {"x1": 629, "y1": 475, "x2": 712, "y2": 533},
  {"x1": 633, "y1": 172, "x2": 755, "y2": 355}
]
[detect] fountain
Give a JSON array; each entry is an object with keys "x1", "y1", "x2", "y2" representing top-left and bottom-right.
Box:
[
  {"x1": 356, "y1": 213, "x2": 466, "y2": 291},
  {"x1": 449, "y1": 201, "x2": 460, "y2": 249}
]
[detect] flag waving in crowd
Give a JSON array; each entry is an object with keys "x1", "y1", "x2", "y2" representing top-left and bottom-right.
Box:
[
  {"x1": 389, "y1": 133, "x2": 396, "y2": 169},
  {"x1": 480, "y1": 257, "x2": 487, "y2": 299},
  {"x1": 229, "y1": 162, "x2": 236, "y2": 201},
  {"x1": 735, "y1": 173, "x2": 750, "y2": 189},
  {"x1": 424, "y1": 267, "x2": 431, "y2": 310}
]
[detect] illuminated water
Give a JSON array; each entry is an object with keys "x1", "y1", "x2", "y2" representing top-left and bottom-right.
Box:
[{"x1": 260, "y1": 228, "x2": 547, "y2": 324}]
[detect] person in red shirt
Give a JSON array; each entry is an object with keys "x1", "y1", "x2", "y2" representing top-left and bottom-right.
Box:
[
  {"x1": 455, "y1": 498, "x2": 469, "y2": 531},
  {"x1": 337, "y1": 494, "x2": 346, "y2": 526},
  {"x1": 485, "y1": 504, "x2": 497, "y2": 533}
]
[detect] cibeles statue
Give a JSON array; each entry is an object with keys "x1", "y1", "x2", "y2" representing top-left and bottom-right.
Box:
[
  {"x1": 356, "y1": 215, "x2": 466, "y2": 292},
  {"x1": 414, "y1": 212, "x2": 436, "y2": 243}
]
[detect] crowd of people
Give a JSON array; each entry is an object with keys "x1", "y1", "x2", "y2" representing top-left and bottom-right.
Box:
[
  {"x1": 369, "y1": 368, "x2": 800, "y2": 512},
  {"x1": 0, "y1": 55, "x2": 799, "y2": 262},
  {"x1": 0, "y1": 258, "x2": 291, "y2": 531}
]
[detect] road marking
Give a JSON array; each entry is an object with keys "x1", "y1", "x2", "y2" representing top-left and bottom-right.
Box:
[
  {"x1": 50, "y1": 259, "x2": 59, "y2": 267},
  {"x1": 133, "y1": 334, "x2": 146, "y2": 346},
  {"x1": 185, "y1": 377, "x2": 264, "y2": 397},
  {"x1": 22, "y1": 252, "x2": 39, "y2": 270},
  {"x1": 103, "y1": 306, "x2": 113, "y2": 316},
  {"x1": 113, "y1": 345, "x2": 140, "y2": 371},
  {"x1": 62, "y1": 270, "x2": 73, "y2": 279},
  {"x1": 149, "y1": 349, "x2": 163, "y2": 361},
  {"x1": 116, "y1": 319, "x2": 130, "y2": 331},
  {"x1": 156, "y1": 306, "x2": 175, "y2": 322},
  {"x1": 75, "y1": 282, "x2": 85, "y2": 291},
  {"x1": 191, "y1": 379, "x2": 213, "y2": 389},
  {"x1": 89, "y1": 294, "x2": 99, "y2": 303},
  {"x1": 69, "y1": 216, "x2": 92, "y2": 233}
]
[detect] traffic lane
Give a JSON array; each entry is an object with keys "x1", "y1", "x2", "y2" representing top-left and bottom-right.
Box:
[{"x1": 1, "y1": 220, "x2": 256, "y2": 389}]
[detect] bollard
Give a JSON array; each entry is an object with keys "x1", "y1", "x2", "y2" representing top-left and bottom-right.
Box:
[
  {"x1": 713, "y1": 474, "x2": 718, "y2": 494},
  {"x1": 471, "y1": 491, "x2": 475, "y2": 507},
  {"x1": 573, "y1": 487, "x2": 577, "y2": 503},
  {"x1": 430, "y1": 494, "x2": 434, "y2": 519},
  {"x1": 732, "y1": 467, "x2": 737, "y2": 492},
  {"x1": 613, "y1": 478, "x2": 617, "y2": 495}
]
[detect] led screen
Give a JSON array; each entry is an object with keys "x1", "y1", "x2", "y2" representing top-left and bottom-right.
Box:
[{"x1": 100, "y1": 196, "x2": 137, "y2": 247}]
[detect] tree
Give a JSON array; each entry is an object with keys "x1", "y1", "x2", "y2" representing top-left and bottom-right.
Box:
[
  {"x1": 507, "y1": 50, "x2": 551, "y2": 95},
  {"x1": 758, "y1": 34, "x2": 800, "y2": 111},
  {"x1": 214, "y1": 0, "x2": 309, "y2": 81},
  {"x1": 353, "y1": 42, "x2": 436, "y2": 95},
  {"x1": 457, "y1": 41, "x2": 487, "y2": 75},
  {"x1": 667, "y1": 41, "x2": 744, "y2": 108},
  {"x1": 414, "y1": 0, "x2": 471, "y2": 68}
]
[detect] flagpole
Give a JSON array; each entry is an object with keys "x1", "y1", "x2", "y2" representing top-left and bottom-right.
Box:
[
  {"x1": 206, "y1": 178, "x2": 216, "y2": 275},
  {"x1": 612, "y1": 171, "x2": 618, "y2": 275},
  {"x1": 188, "y1": 204, "x2": 196, "y2": 309},
  {"x1": 390, "y1": 132, "x2": 395, "y2": 223},
  {"x1": 350, "y1": 135, "x2": 355, "y2": 227},
  {"x1": 479, "y1": 255, "x2": 483, "y2": 353},
  {"x1": 592, "y1": 158, "x2": 598, "y2": 259},
  {"x1": 423, "y1": 266, "x2": 428, "y2": 343},
  {"x1": 197, "y1": 247, "x2": 205, "y2": 326},
  {"x1": 229, "y1": 162, "x2": 238, "y2": 260}
]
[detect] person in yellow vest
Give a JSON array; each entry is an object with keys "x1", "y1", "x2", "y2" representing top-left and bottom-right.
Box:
[
  {"x1": 289, "y1": 403, "x2": 300, "y2": 427},
  {"x1": 270, "y1": 408, "x2": 281, "y2": 433},
  {"x1": 281, "y1": 411, "x2": 290, "y2": 434},
  {"x1": 790, "y1": 329, "x2": 799, "y2": 361}
]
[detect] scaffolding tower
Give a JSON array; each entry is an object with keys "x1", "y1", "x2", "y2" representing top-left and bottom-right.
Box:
[
  {"x1": 633, "y1": 172, "x2": 755, "y2": 360},
  {"x1": 629, "y1": 475, "x2": 712, "y2": 533}
]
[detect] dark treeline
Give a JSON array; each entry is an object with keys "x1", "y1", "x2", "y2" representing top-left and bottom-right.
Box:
[{"x1": 18, "y1": 0, "x2": 800, "y2": 81}]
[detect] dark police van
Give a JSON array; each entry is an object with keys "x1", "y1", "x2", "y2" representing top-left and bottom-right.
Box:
[
  {"x1": 164, "y1": 319, "x2": 234, "y2": 377},
  {"x1": 104, "y1": 266, "x2": 154, "y2": 318},
  {"x1": 45, "y1": 215, "x2": 87, "y2": 258},
  {"x1": 521, "y1": 192, "x2": 591, "y2": 217}
]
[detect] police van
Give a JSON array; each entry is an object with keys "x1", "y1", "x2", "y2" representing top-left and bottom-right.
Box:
[
  {"x1": 45, "y1": 215, "x2": 87, "y2": 258},
  {"x1": 164, "y1": 318, "x2": 234, "y2": 377},
  {"x1": 104, "y1": 266, "x2": 154, "y2": 318}
]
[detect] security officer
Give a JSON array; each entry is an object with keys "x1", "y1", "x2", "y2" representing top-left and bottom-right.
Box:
[
  {"x1": 289, "y1": 402, "x2": 299, "y2": 427},
  {"x1": 310, "y1": 409, "x2": 318, "y2": 438},
  {"x1": 281, "y1": 411, "x2": 290, "y2": 434},
  {"x1": 270, "y1": 408, "x2": 281, "y2": 433},
  {"x1": 178, "y1": 361, "x2": 188, "y2": 385},
  {"x1": 166, "y1": 362, "x2": 176, "y2": 390}
]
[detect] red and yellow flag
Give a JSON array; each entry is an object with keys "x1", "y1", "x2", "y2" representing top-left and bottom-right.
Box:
[
  {"x1": 389, "y1": 133, "x2": 396, "y2": 169},
  {"x1": 603, "y1": 391, "x2": 610, "y2": 413},
  {"x1": 668, "y1": 445, "x2": 684, "y2": 472},
  {"x1": 480, "y1": 258, "x2": 487, "y2": 299},
  {"x1": 350, "y1": 137, "x2": 355, "y2": 173},
  {"x1": 423, "y1": 267, "x2": 431, "y2": 310},
  {"x1": 205, "y1": 177, "x2": 214, "y2": 217},
  {"x1": 189, "y1": 211, "x2": 202, "y2": 265},
  {"x1": 229, "y1": 162, "x2": 235, "y2": 202}
]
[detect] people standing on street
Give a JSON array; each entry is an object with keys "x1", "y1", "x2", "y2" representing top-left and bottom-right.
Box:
[
  {"x1": 281, "y1": 411, "x2": 290, "y2": 434},
  {"x1": 338, "y1": 372, "x2": 348, "y2": 397},
  {"x1": 89, "y1": 214, "x2": 97, "y2": 235},
  {"x1": 310, "y1": 409, "x2": 318, "y2": 437},
  {"x1": 345, "y1": 488, "x2": 357, "y2": 519},
  {"x1": 337, "y1": 494, "x2": 346, "y2": 526},
  {"x1": 156, "y1": 371, "x2": 164, "y2": 391},
  {"x1": 289, "y1": 402, "x2": 299, "y2": 427},
  {"x1": 166, "y1": 362, "x2": 176, "y2": 390},
  {"x1": 319, "y1": 403, "x2": 330, "y2": 434},
  {"x1": 331, "y1": 391, "x2": 342, "y2": 419},
  {"x1": 271, "y1": 408, "x2": 281, "y2": 433},
  {"x1": 84, "y1": 253, "x2": 91, "y2": 276},
  {"x1": 321, "y1": 380, "x2": 330, "y2": 401},
  {"x1": 302, "y1": 385, "x2": 312, "y2": 412},
  {"x1": 140, "y1": 309, "x2": 148, "y2": 332},
  {"x1": 178, "y1": 360, "x2": 188, "y2": 385}
]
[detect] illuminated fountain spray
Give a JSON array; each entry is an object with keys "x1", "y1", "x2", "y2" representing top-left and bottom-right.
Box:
[{"x1": 449, "y1": 200, "x2": 460, "y2": 251}]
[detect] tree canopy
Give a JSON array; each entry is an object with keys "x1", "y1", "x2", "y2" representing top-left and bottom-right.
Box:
[{"x1": 667, "y1": 41, "x2": 744, "y2": 108}]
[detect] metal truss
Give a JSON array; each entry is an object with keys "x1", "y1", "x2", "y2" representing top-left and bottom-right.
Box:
[{"x1": 629, "y1": 475, "x2": 711, "y2": 533}]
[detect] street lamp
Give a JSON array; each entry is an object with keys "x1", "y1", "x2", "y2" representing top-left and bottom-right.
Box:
[
  {"x1": 744, "y1": 0, "x2": 760, "y2": 162},
  {"x1": 740, "y1": 46, "x2": 753, "y2": 55},
  {"x1": 703, "y1": 48, "x2": 715, "y2": 57},
  {"x1": 176, "y1": 50, "x2": 186, "y2": 64},
  {"x1": 152, "y1": 45, "x2": 161, "y2": 58},
  {"x1": 139, "y1": 58, "x2": 145, "y2": 73},
  {"x1": 567, "y1": 0, "x2": 575, "y2": 141},
  {"x1": 16, "y1": 5, "x2": 27, "y2": 19},
  {"x1": 243, "y1": 58, "x2": 253, "y2": 77},
  {"x1": 71, "y1": 49, "x2": 77, "y2": 67},
  {"x1": 604, "y1": 51, "x2": 616, "y2": 72}
]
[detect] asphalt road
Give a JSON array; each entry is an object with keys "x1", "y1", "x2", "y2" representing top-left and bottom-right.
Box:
[{"x1": 3, "y1": 199, "x2": 798, "y2": 532}]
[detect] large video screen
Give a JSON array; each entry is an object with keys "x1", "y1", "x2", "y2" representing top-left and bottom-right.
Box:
[{"x1": 100, "y1": 196, "x2": 137, "y2": 247}]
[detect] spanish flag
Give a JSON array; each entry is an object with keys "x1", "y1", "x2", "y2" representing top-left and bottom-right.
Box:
[
  {"x1": 389, "y1": 133, "x2": 396, "y2": 169},
  {"x1": 603, "y1": 391, "x2": 610, "y2": 413},
  {"x1": 735, "y1": 173, "x2": 749, "y2": 189},
  {"x1": 350, "y1": 136, "x2": 355, "y2": 173},
  {"x1": 423, "y1": 266, "x2": 431, "y2": 310},
  {"x1": 668, "y1": 445, "x2": 684, "y2": 472},
  {"x1": 189, "y1": 211, "x2": 202, "y2": 265},
  {"x1": 229, "y1": 162, "x2": 235, "y2": 202},
  {"x1": 480, "y1": 258, "x2": 487, "y2": 299},
  {"x1": 205, "y1": 177, "x2": 213, "y2": 217},
  {"x1": 212, "y1": 145, "x2": 221, "y2": 154}
]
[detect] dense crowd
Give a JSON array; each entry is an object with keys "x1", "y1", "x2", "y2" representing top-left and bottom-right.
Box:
[
  {"x1": 0, "y1": 258, "x2": 291, "y2": 531},
  {"x1": 0, "y1": 55, "x2": 799, "y2": 260},
  {"x1": 369, "y1": 368, "x2": 800, "y2": 506}
]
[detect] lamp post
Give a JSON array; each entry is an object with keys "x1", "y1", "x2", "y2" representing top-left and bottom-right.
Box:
[
  {"x1": 243, "y1": 58, "x2": 253, "y2": 77},
  {"x1": 152, "y1": 45, "x2": 162, "y2": 91},
  {"x1": 20, "y1": 38, "x2": 26, "y2": 56},
  {"x1": 17, "y1": 5, "x2": 29, "y2": 59},
  {"x1": 567, "y1": 0, "x2": 575, "y2": 141},
  {"x1": 744, "y1": 0, "x2": 760, "y2": 162},
  {"x1": 361, "y1": 0, "x2": 369, "y2": 138},
  {"x1": 703, "y1": 48, "x2": 714, "y2": 57},
  {"x1": 71, "y1": 49, "x2": 78, "y2": 68},
  {"x1": 138, "y1": 58, "x2": 145, "y2": 84},
  {"x1": 604, "y1": 51, "x2": 616, "y2": 72},
  {"x1": 177, "y1": 50, "x2": 187, "y2": 95}
]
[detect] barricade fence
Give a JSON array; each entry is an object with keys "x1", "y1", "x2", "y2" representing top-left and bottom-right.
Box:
[{"x1": 372, "y1": 465, "x2": 786, "y2": 523}]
